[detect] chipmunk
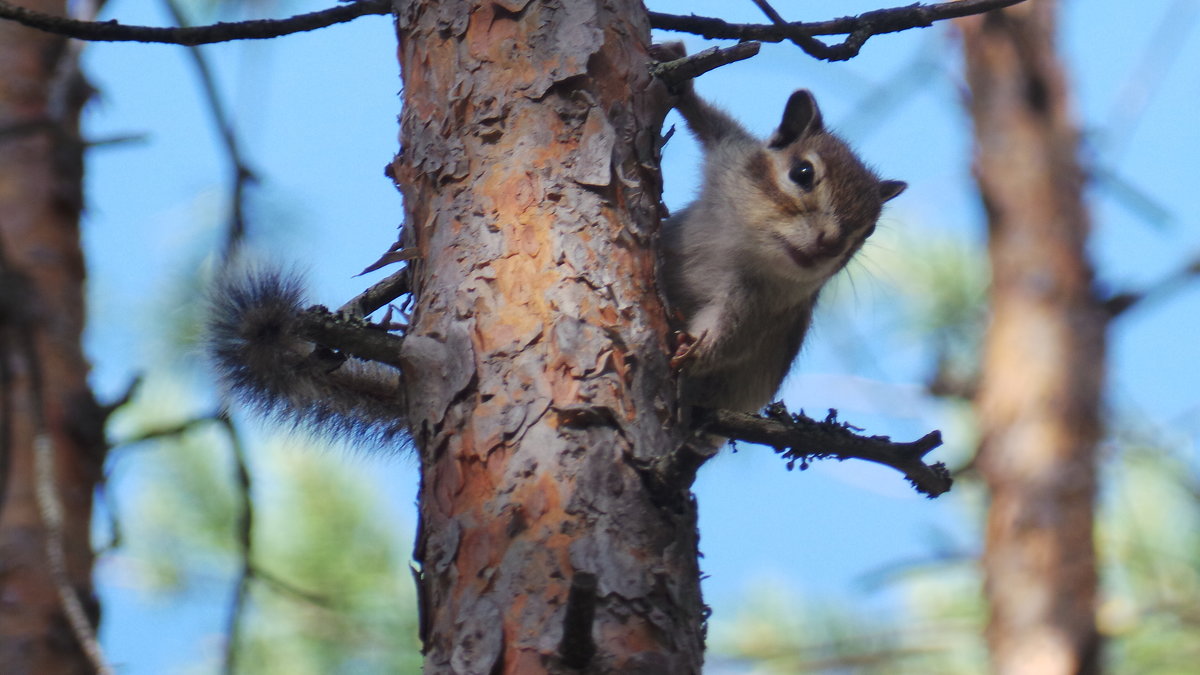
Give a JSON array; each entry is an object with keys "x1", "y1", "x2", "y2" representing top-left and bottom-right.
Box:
[
  {"x1": 208, "y1": 50, "x2": 904, "y2": 442},
  {"x1": 206, "y1": 268, "x2": 408, "y2": 443},
  {"x1": 658, "y1": 47, "x2": 906, "y2": 413}
]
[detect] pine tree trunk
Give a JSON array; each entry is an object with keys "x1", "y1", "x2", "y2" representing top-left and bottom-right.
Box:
[
  {"x1": 392, "y1": 1, "x2": 704, "y2": 672},
  {"x1": 0, "y1": 2, "x2": 105, "y2": 673},
  {"x1": 960, "y1": 4, "x2": 1105, "y2": 673}
]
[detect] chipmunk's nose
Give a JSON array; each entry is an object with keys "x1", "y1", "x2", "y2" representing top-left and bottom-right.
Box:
[{"x1": 815, "y1": 230, "x2": 844, "y2": 257}]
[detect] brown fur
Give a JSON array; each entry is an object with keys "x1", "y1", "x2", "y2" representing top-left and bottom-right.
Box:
[{"x1": 660, "y1": 81, "x2": 905, "y2": 414}]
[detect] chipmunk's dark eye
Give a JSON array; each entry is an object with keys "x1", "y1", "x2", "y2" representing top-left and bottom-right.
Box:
[{"x1": 789, "y1": 161, "x2": 816, "y2": 191}]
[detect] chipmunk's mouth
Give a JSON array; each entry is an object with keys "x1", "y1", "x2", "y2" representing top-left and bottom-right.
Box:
[
  {"x1": 772, "y1": 233, "x2": 830, "y2": 266},
  {"x1": 774, "y1": 234, "x2": 817, "y2": 268},
  {"x1": 775, "y1": 233, "x2": 849, "y2": 269}
]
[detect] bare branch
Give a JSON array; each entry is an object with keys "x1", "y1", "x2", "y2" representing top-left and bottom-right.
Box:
[
  {"x1": 1104, "y1": 252, "x2": 1200, "y2": 318},
  {"x1": 0, "y1": 0, "x2": 390, "y2": 46},
  {"x1": 1090, "y1": 162, "x2": 1175, "y2": 229},
  {"x1": 701, "y1": 404, "x2": 952, "y2": 497},
  {"x1": 160, "y1": 0, "x2": 256, "y2": 258},
  {"x1": 650, "y1": 0, "x2": 1028, "y2": 62},
  {"x1": 0, "y1": 0, "x2": 1028, "y2": 55},
  {"x1": 214, "y1": 414, "x2": 253, "y2": 675},
  {"x1": 297, "y1": 305, "x2": 406, "y2": 370},
  {"x1": 748, "y1": 0, "x2": 787, "y2": 25},
  {"x1": 113, "y1": 416, "x2": 220, "y2": 447},
  {"x1": 650, "y1": 42, "x2": 761, "y2": 89},
  {"x1": 747, "y1": 0, "x2": 831, "y2": 57},
  {"x1": 339, "y1": 267, "x2": 412, "y2": 319},
  {"x1": 253, "y1": 567, "x2": 334, "y2": 607}
]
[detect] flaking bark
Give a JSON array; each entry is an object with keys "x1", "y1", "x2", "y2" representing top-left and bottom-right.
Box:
[{"x1": 0, "y1": 2, "x2": 106, "y2": 672}]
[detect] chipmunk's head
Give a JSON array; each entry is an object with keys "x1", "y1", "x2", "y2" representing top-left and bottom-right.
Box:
[{"x1": 746, "y1": 90, "x2": 905, "y2": 287}]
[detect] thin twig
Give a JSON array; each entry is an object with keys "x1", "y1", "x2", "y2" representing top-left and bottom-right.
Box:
[
  {"x1": 161, "y1": 0, "x2": 256, "y2": 257},
  {"x1": 1104, "y1": 252, "x2": 1200, "y2": 318},
  {"x1": 0, "y1": 0, "x2": 390, "y2": 45},
  {"x1": 650, "y1": 0, "x2": 1028, "y2": 62},
  {"x1": 254, "y1": 567, "x2": 333, "y2": 607},
  {"x1": 701, "y1": 404, "x2": 952, "y2": 497},
  {"x1": 839, "y1": 35, "x2": 942, "y2": 139},
  {"x1": 1103, "y1": 0, "x2": 1200, "y2": 158},
  {"x1": 0, "y1": 0, "x2": 1027, "y2": 58},
  {"x1": 338, "y1": 267, "x2": 412, "y2": 318},
  {"x1": 650, "y1": 42, "x2": 761, "y2": 90},
  {"x1": 1088, "y1": 161, "x2": 1175, "y2": 230},
  {"x1": 215, "y1": 414, "x2": 253, "y2": 675},
  {"x1": 748, "y1": 0, "x2": 831, "y2": 56},
  {"x1": 114, "y1": 416, "x2": 219, "y2": 446},
  {"x1": 749, "y1": 0, "x2": 787, "y2": 25}
]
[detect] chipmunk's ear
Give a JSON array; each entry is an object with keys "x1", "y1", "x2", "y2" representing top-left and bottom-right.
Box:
[
  {"x1": 879, "y1": 180, "x2": 907, "y2": 203},
  {"x1": 769, "y1": 90, "x2": 824, "y2": 149}
]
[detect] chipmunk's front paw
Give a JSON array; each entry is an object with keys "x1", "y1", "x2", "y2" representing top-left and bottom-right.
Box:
[{"x1": 670, "y1": 330, "x2": 705, "y2": 370}]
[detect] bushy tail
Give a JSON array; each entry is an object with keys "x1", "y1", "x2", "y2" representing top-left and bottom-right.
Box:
[{"x1": 206, "y1": 269, "x2": 407, "y2": 444}]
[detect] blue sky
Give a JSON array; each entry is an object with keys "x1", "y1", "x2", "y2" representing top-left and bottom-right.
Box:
[{"x1": 77, "y1": 0, "x2": 1199, "y2": 671}]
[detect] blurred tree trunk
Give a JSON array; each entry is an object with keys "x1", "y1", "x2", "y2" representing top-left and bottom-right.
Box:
[
  {"x1": 0, "y1": 2, "x2": 105, "y2": 673},
  {"x1": 959, "y1": 3, "x2": 1106, "y2": 674},
  {"x1": 393, "y1": 1, "x2": 703, "y2": 673}
]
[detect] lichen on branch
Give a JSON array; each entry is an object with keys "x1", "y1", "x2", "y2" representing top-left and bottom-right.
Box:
[{"x1": 701, "y1": 403, "x2": 952, "y2": 497}]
